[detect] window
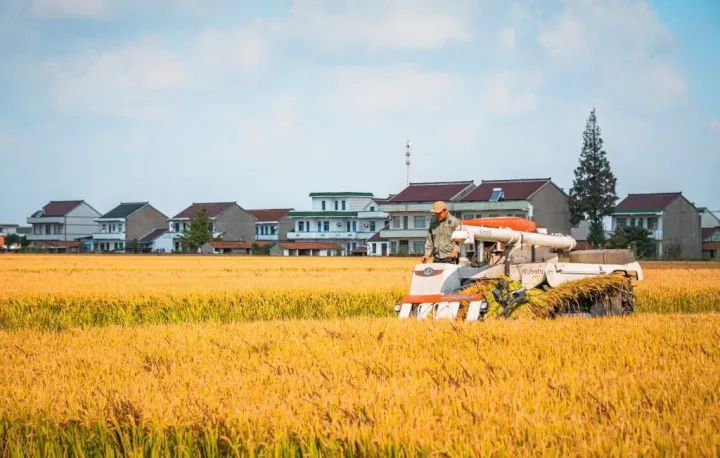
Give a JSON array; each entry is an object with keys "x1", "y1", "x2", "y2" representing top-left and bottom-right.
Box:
[
  {"x1": 371, "y1": 244, "x2": 376, "y2": 254},
  {"x1": 45, "y1": 225, "x2": 50, "y2": 235},
  {"x1": 489, "y1": 214, "x2": 500, "y2": 218},
  {"x1": 323, "y1": 221, "x2": 330, "y2": 232},
  {"x1": 616, "y1": 218, "x2": 627, "y2": 228},
  {"x1": 392, "y1": 216, "x2": 401, "y2": 229},
  {"x1": 352, "y1": 221, "x2": 357, "y2": 232},
  {"x1": 412, "y1": 240, "x2": 425, "y2": 254},
  {"x1": 305, "y1": 221, "x2": 310, "y2": 232},
  {"x1": 648, "y1": 217, "x2": 658, "y2": 230},
  {"x1": 369, "y1": 221, "x2": 376, "y2": 232},
  {"x1": 119, "y1": 242, "x2": 124, "y2": 250},
  {"x1": 414, "y1": 216, "x2": 426, "y2": 229},
  {"x1": 102, "y1": 224, "x2": 107, "y2": 233},
  {"x1": 322, "y1": 201, "x2": 326, "y2": 211},
  {"x1": 334, "y1": 201, "x2": 338, "y2": 210},
  {"x1": 342, "y1": 201, "x2": 346, "y2": 210},
  {"x1": 630, "y1": 218, "x2": 636, "y2": 227},
  {"x1": 256, "y1": 225, "x2": 259, "y2": 235},
  {"x1": 317, "y1": 221, "x2": 322, "y2": 232},
  {"x1": 369, "y1": 206, "x2": 374, "y2": 211},
  {"x1": 298, "y1": 221, "x2": 304, "y2": 232},
  {"x1": 117, "y1": 223, "x2": 123, "y2": 233},
  {"x1": 638, "y1": 218, "x2": 644, "y2": 228},
  {"x1": 390, "y1": 241, "x2": 397, "y2": 253},
  {"x1": 271, "y1": 225, "x2": 277, "y2": 235},
  {"x1": 346, "y1": 221, "x2": 351, "y2": 232}
]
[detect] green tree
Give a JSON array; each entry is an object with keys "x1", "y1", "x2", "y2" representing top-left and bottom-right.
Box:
[
  {"x1": 569, "y1": 109, "x2": 618, "y2": 248},
  {"x1": 251, "y1": 243, "x2": 272, "y2": 255},
  {"x1": 179, "y1": 209, "x2": 214, "y2": 252},
  {"x1": 608, "y1": 226, "x2": 656, "y2": 258}
]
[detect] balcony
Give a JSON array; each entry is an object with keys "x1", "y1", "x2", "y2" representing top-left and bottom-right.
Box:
[
  {"x1": 380, "y1": 229, "x2": 427, "y2": 239},
  {"x1": 256, "y1": 234, "x2": 278, "y2": 241},
  {"x1": 93, "y1": 232, "x2": 125, "y2": 240},
  {"x1": 27, "y1": 216, "x2": 64, "y2": 224},
  {"x1": 287, "y1": 231, "x2": 375, "y2": 240}
]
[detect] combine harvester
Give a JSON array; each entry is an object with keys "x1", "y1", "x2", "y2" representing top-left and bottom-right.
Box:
[{"x1": 397, "y1": 217, "x2": 643, "y2": 320}]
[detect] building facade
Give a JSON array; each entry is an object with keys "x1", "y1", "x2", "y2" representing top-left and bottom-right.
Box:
[
  {"x1": 26, "y1": 200, "x2": 101, "y2": 251},
  {"x1": 168, "y1": 202, "x2": 256, "y2": 252},
  {"x1": 0, "y1": 224, "x2": 18, "y2": 236},
  {"x1": 270, "y1": 241, "x2": 339, "y2": 256},
  {"x1": 285, "y1": 192, "x2": 388, "y2": 255},
  {"x1": 702, "y1": 227, "x2": 720, "y2": 260},
  {"x1": 93, "y1": 202, "x2": 168, "y2": 252},
  {"x1": 247, "y1": 209, "x2": 293, "y2": 243},
  {"x1": 612, "y1": 193, "x2": 702, "y2": 259}
]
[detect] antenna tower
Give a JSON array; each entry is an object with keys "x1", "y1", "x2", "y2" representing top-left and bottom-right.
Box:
[{"x1": 405, "y1": 139, "x2": 411, "y2": 187}]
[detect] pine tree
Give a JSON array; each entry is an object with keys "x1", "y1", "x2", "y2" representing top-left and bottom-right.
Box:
[
  {"x1": 569, "y1": 109, "x2": 617, "y2": 248},
  {"x1": 179, "y1": 209, "x2": 214, "y2": 252}
]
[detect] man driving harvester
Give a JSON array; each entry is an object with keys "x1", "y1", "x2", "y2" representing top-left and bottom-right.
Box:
[{"x1": 421, "y1": 201, "x2": 463, "y2": 264}]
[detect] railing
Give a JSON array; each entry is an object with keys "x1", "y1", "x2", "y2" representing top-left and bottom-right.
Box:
[{"x1": 287, "y1": 231, "x2": 374, "y2": 240}]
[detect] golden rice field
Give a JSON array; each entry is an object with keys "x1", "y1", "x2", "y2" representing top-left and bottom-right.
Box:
[{"x1": 1, "y1": 254, "x2": 719, "y2": 455}]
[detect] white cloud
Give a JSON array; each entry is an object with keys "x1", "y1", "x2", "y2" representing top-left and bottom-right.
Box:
[
  {"x1": 327, "y1": 67, "x2": 460, "y2": 112},
  {"x1": 31, "y1": 0, "x2": 104, "y2": 18},
  {"x1": 538, "y1": 11, "x2": 584, "y2": 59},
  {"x1": 710, "y1": 118, "x2": 720, "y2": 133},
  {"x1": 485, "y1": 71, "x2": 542, "y2": 116},
  {"x1": 196, "y1": 26, "x2": 267, "y2": 76},
  {"x1": 284, "y1": 0, "x2": 472, "y2": 51},
  {"x1": 53, "y1": 39, "x2": 190, "y2": 117},
  {"x1": 500, "y1": 26, "x2": 516, "y2": 50}
]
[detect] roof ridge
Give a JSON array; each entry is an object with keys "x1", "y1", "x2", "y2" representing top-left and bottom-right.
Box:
[
  {"x1": 481, "y1": 178, "x2": 551, "y2": 183},
  {"x1": 408, "y1": 180, "x2": 474, "y2": 185},
  {"x1": 626, "y1": 192, "x2": 681, "y2": 196}
]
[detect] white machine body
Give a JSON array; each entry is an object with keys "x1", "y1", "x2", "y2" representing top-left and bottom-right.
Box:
[{"x1": 398, "y1": 223, "x2": 643, "y2": 320}]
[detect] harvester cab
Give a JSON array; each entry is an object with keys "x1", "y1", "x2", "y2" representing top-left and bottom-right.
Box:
[{"x1": 396, "y1": 217, "x2": 643, "y2": 320}]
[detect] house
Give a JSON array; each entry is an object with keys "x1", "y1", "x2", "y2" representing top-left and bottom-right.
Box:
[
  {"x1": 0, "y1": 224, "x2": 18, "y2": 236},
  {"x1": 26, "y1": 200, "x2": 101, "y2": 250},
  {"x1": 168, "y1": 202, "x2": 256, "y2": 252},
  {"x1": 270, "y1": 241, "x2": 340, "y2": 256},
  {"x1": 698, "y1": 207, "x2": 720, "y2": 228},
  {"x1": 456, "y1": 178, "x2": 570, "y2": 235},
  {"x1": 285, "y1": 192, "x2": 388, "y2": 255},
  {"x1": 137, "y1": 229, "x2": 170, "y2": 253},
  {"x1": 612, "y1": 193, "x2": 702, "y2": 259},
  {"x1": 366, "y1": 230, "x2": 390, "y2": 256},
  {"x1": 93, "y1": 202, "x2": 167, "y2": 252},
  {"x1": 378, "y1": 180, "x2": 476, "y2": 255},
  {"x1": 247, "y1": 208, "x2": 293, "y2": 243},
  {"x1": 200, "y1": 241, "x2": 253, "y2": 255},
  {"x1": 702, "y1": 227, "x2": 720, "y2": 260}
]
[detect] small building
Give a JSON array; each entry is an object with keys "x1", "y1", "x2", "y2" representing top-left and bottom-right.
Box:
[
  {"x1": 247, "y1": 208, "x2": 293, "y2": 243},
  {"x1": 270, "y1": 241, "x2": 340, "y2": 256},
  {"x1": 366, "y1": 230, "x2": 389, "y2": 256},
  {"x1": 26, "y1": 200, "x2": 101, "y2": 249},
  {"x1": 32, "y1": 240, "x2": 83, "y2": 253},
  {"x1": 136, "y1": 229, "x2": 170, "y2": 253},
  {"x1": 168, "y1": 202, "x2": 256, "y2": 252},
  {"x1": 201, "y1": 241, "x2": 253, "y2": 255},
  {"x1": 0, "y1": 224, "x2": 18, "y2": 236},
  {"x1": 93, "y1": 202, "x2": 167, "y2": 252},
  {"x1": 612, "y1": 192, "x2": 701, "y2": 259},
  {"x1": 286, "y1": 192, "x2": 387, "y2": 255},
  {"x1": 702, "y1": 227, "x2": 720, "y2": 260}
]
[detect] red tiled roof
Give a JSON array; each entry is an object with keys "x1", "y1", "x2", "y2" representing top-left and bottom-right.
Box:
[
  {"x1": 703, "y1": 242, "x2": 720, "y2": 250},
  {"x1": 352, "y1": 247, "x2": 368, "y2": 254},
  {"x1": 702, "y1": 227, "x2": 720, "y2": 240},
  {"x1": 247, "y1": 209, "x2": 292, "y2": 222},
  {"x1": 615, "y1": 193, "x2": 681, "y2": 211},
  {"x1": 173, "y1": 202, "x2": 236, "y2": 219},
  {"x1": 42, "y1": 201, "x2": 84, "y2": 217},
  {"x1": 211, "y1": 241, "x2": 252, "y2": 249},
  {"x1": 278, "y1": 242, "x2": 338, "y2": 250},
  {"x1": 388, "y1": 181, "x2": 474, "y2": 203},
  {"x1": 35, "y1": 240, "x2": 81, "y2": 248},
  {"x1": 462, "y1": 179, "x2": 550, "y2": 202}
]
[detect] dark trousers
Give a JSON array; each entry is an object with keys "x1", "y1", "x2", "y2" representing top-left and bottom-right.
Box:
[{"x1": 433, "y1": 257, "x2": 458, "y2": 264}]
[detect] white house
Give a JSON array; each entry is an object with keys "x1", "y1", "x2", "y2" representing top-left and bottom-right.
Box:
[
  {"x1": 93, "y1": 202, "x2": 168, "y2": 252},
  {"x1": 366, "y1": 230, "x2": 389, "y2": 256},
  {"x1": 285, "y1": 192, "x2": 388, "y2": 255},
  {"x1": 247, "y1": 208, "x2": 293, "y2": 243},
  {"x1": 0, "y1": 224, "x2": 18, "y2": 236},
  {"x1": 26, "y1": 200, "x2": 101, "y2": 251}
]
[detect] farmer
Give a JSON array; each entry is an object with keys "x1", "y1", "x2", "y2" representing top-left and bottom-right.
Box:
[{"x1": 421, "y1": 201, "x2": 462, "y2": 264}]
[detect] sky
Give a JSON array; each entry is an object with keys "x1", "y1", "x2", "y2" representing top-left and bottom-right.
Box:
[{"x1": 0, "y1": 0, "x2": 718, "y2": 223}]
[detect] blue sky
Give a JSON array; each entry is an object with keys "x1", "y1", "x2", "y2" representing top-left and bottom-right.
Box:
[{"x1": 0, "y1": 0, "x2": 718, "y2": 223}]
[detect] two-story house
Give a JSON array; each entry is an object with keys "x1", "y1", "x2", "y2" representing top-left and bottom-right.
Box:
[
  {"x1": 612, "y1": 193, "x2": 701, "y2": 259},
  {"x1": 26, "y1": 200, "x2": 101, "y2": 252},
  {"x1": 378, "y1": 181, "x2": 476, "y2": 255},
  {"x1": 456, "y1": 178, "x2": 571, "y2": 234},
  {"x1": 93, "y1": 202, "x2": 168, "y2": 252},
  {"x1": 0, "y1": 224, "x2": 18, "y2": 236},
  {"x1": 247, "y1": 209, "x2": 294, "y2": 243},
  {"x1": 167, "y1": 202, "x2": 256, "y2": 252},
  {"x1": 285, "y1": 192, "x2": 388, "y2": 255}
]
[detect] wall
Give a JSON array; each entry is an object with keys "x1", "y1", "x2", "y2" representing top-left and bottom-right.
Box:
[
  {"x1": 529, "y1": 183, "x2": 570, "y2": 234},
  {"x1": 65, "y1": 203, "x2": 102, "y2": 241},
  {"x1": 277, "y1": 217, "x2": 294, "y2": 241},
  {"x1": 215, "y1": 205, "x2": 256, "y2": 242},
  {"x1": 662, "y1": 197, "x2": 701, "y2": 259},
  {"x1": 700, "y1": 210, "x2": 720, "y2": 228},
  {"x1": 126, "y1": 204, "x2": 168, "y2": 241}
]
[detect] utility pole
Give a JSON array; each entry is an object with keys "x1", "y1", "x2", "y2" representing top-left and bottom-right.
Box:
[{"x1": 405, "y1": 139, "x2": 411, "y2": 187}]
